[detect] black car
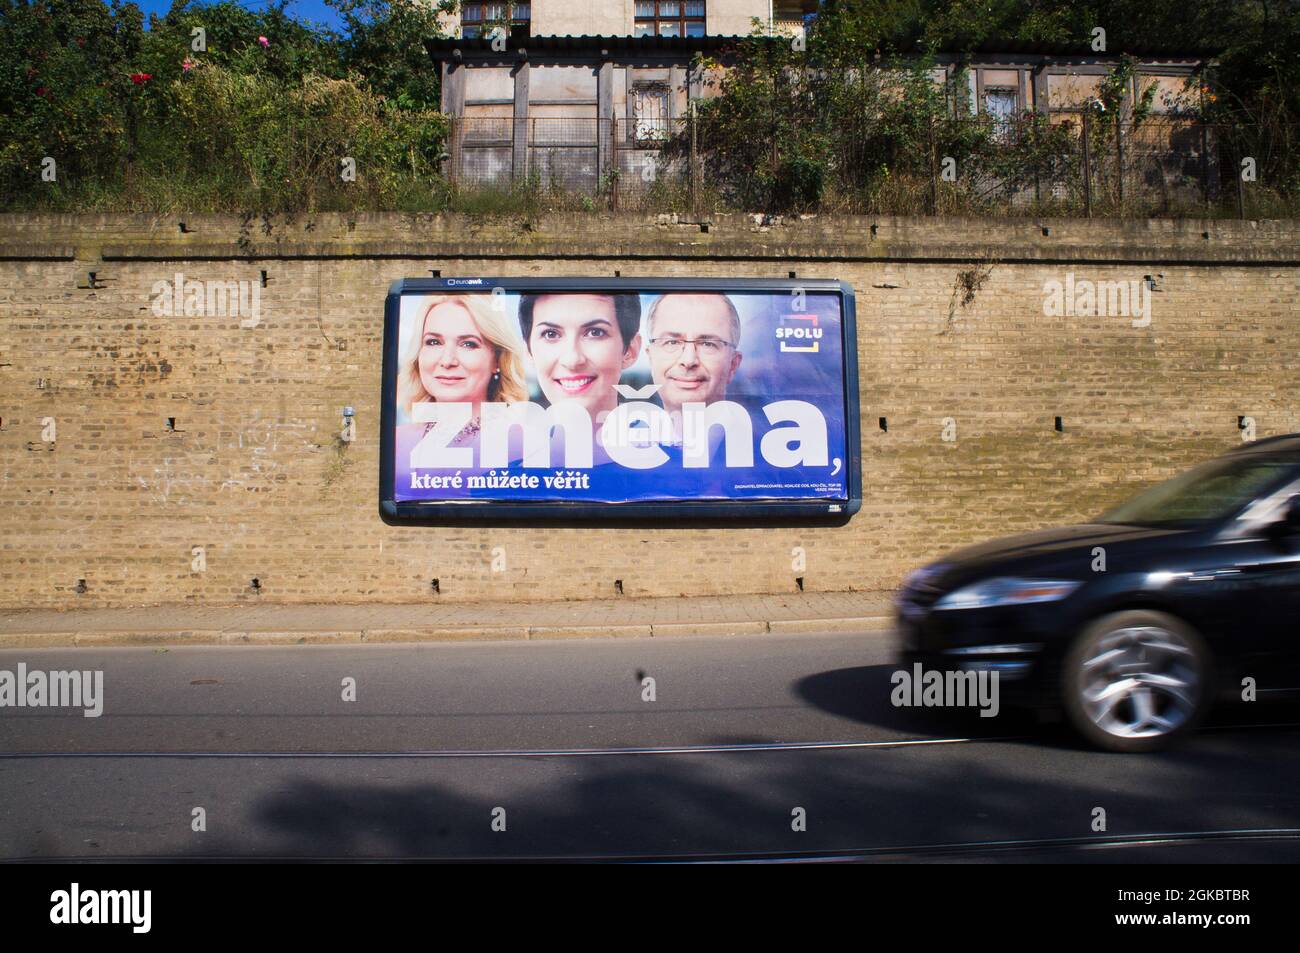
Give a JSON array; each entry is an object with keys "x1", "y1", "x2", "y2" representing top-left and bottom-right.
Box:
[{"x1": 897, "y1": 434, "x2": 1300, "y2": 752}]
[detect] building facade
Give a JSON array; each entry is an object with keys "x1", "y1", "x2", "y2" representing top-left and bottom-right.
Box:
[
  {"x1": 428, "y1": 4, "x2": 1210, "y2": 194},
  {"x1": 440, "y1": 1, "x2": 815, "y2": 41},
  {"x1": 432, "y1": 2, "x2": 816, "y2": 192}
]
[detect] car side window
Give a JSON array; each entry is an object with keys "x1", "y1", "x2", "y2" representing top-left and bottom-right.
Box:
[{"x1": 1232, "y1": 475, "x2": 1300, "y2": 537}]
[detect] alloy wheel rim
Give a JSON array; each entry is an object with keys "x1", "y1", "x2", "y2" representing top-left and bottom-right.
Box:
[{"x1": 1079, "y1": 625, "x2": 1201, "y2": 739}]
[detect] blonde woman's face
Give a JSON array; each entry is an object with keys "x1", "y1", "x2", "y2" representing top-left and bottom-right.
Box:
[{"x1": 417, "y1": 302, "x2": 497, "y2": 405}]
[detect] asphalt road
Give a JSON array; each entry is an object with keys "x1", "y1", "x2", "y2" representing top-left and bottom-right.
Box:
[{"x1": 2, "y1": 629, "x2": 1299, "y2": 862}]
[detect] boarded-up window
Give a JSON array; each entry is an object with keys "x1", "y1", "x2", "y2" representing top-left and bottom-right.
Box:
[
  {"x1": 1140, "y1": 76, "x2": 1197, "y2": 114},
  {"x1": 982, "y1": 69, "x2": 1020, "y2": 89},
  {"x1": 463, "y1": 67, "x2": 515, "y2": 103},
  {"x1": 531, "y1": 65, "x2": 598, "y2": 101},
  {"x1": 1048, "y1": 73, "x2": 1103, "y2": 112}
]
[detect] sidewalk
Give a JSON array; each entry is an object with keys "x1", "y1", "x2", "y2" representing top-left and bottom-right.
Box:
[{"x1": 0, "y1": 590, "x2": 896, "y2": 648}]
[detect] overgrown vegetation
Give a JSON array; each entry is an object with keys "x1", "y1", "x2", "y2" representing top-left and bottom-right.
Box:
[
  {"x1": 807, "y1": 0, "x2": 1298, "y2": 136},
  {"x1": 0, "y1": 0, "x2": 453, "y2": 212},
  {"x1": 684, "y1": 47, "x2": 1087, "y2": 214},
  {"x1": 1, "y1": 0, "x2": 1297, "y2": 216},
  {"x1": 682, "y1": 0, "x2": 1299, "y2": 215}
]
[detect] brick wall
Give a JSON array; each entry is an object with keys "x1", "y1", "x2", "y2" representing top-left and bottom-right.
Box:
[{"x1": 1, "y1": 213, "x2": 1297, "y2": 608}]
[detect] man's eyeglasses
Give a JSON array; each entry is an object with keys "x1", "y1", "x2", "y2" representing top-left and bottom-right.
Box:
[{"x1": 649, "y1": 336, "x2": 733, "y2": 356}]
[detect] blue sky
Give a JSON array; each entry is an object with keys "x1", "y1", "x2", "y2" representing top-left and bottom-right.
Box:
[{"x1": 135, "y1": 0, "x2": 347, "y2": 31}]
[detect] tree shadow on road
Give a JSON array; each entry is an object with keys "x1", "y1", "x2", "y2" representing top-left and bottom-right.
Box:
[{"x1": 180, "y1": 716, "x2": 1300, "y2": 861}]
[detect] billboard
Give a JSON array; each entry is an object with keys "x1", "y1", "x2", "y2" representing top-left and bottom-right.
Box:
[{"x1": 379, "y1": 278, "x2": 861, "y2": 522}]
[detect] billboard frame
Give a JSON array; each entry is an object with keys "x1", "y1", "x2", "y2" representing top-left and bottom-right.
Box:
[{"x1": 379, "y1": 276, "x2": 861, "y2": 525}]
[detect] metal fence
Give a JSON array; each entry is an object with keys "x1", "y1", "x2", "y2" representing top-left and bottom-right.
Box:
[
  {"x1": 447, "y1": 116, "x2": 691, "y2": 206},
  {"x1": 444, "y1": 114, "x2": 1292, "y2": 218}
]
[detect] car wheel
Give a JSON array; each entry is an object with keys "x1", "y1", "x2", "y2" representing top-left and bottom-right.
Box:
[{"x1": 1061, "y1": 610, "x2": 1212, "y2": 753}]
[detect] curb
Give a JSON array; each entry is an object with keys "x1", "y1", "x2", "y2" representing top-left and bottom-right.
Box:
[
  {"x1": 0, "y1": 614, "x2": 892, "y2": 649},
  {"x1": 364, "y1": 626, "x2": 529, "y2": 643},
  {"x1": 224, "y1": 630, "x2": 365, "y2": 646},
  {"x1": 651, "y1": 621, "x2": 769, "y2": 638},
  {"x1": 76, "y1": 630, "x2": 224, "y2": 647}
]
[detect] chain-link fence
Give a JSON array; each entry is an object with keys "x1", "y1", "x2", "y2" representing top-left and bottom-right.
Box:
[
  {"x1": 11, "y1": 106, "x2": 1290, "y2": 217},
  {"x1": 444, "y1": 113, "x2": 1296, "y2": 218},
  {"x1": 446, "y1": 116, "x2": 693, "y2": 209}
]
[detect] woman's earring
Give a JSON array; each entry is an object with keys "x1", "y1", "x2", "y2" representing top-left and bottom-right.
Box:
[{"x1": 493, "y1": 371, "x2": 500, "y2": 380}]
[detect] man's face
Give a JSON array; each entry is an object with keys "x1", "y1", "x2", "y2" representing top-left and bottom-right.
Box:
[
  {"x1": 647, "y1": 295, "x2": 742, "y2": 412},
  {"x1": 529, "y1": 294, "x2": 640, "y2": 419}
]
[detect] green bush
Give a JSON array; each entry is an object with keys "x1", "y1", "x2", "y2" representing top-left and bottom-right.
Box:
[{"x1": 0, "y1": 0, "x2": 454, "y2": 212}]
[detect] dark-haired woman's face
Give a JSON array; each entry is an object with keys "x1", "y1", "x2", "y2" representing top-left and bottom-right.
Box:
[{"x1": 528, "y1": 294, "x2": 639, "y2": 418}]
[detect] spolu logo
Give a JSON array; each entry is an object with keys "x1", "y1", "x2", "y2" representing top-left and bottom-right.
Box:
[{"x1": 776, "y1": 314, "x2": 822, "y2": 353}]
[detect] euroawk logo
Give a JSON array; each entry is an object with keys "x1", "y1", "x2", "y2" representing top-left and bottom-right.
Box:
[
  {"x1": 50, "y1": 884, "x2": 151, "y2": 933},
  {"x1": 776, "y1": 313, "x2": 822, "y2": 352},
  {"x1": 150, "y1": 271, "x2": 261, "y2": 327}
]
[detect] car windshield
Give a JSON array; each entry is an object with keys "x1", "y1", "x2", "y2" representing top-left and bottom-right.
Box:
[{"x1": 1099, "y1": 456, "x2": 1294, "y2": 528}]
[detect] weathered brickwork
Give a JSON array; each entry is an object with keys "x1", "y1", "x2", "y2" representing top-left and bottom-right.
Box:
[{"x1": 1, "y1": 213, "x2": 1297, "y2": 608}]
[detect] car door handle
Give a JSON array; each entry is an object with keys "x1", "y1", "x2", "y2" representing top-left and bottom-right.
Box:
[{"x1": 1187, "y1": 568, "x2": 1241, "y2": 581}]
